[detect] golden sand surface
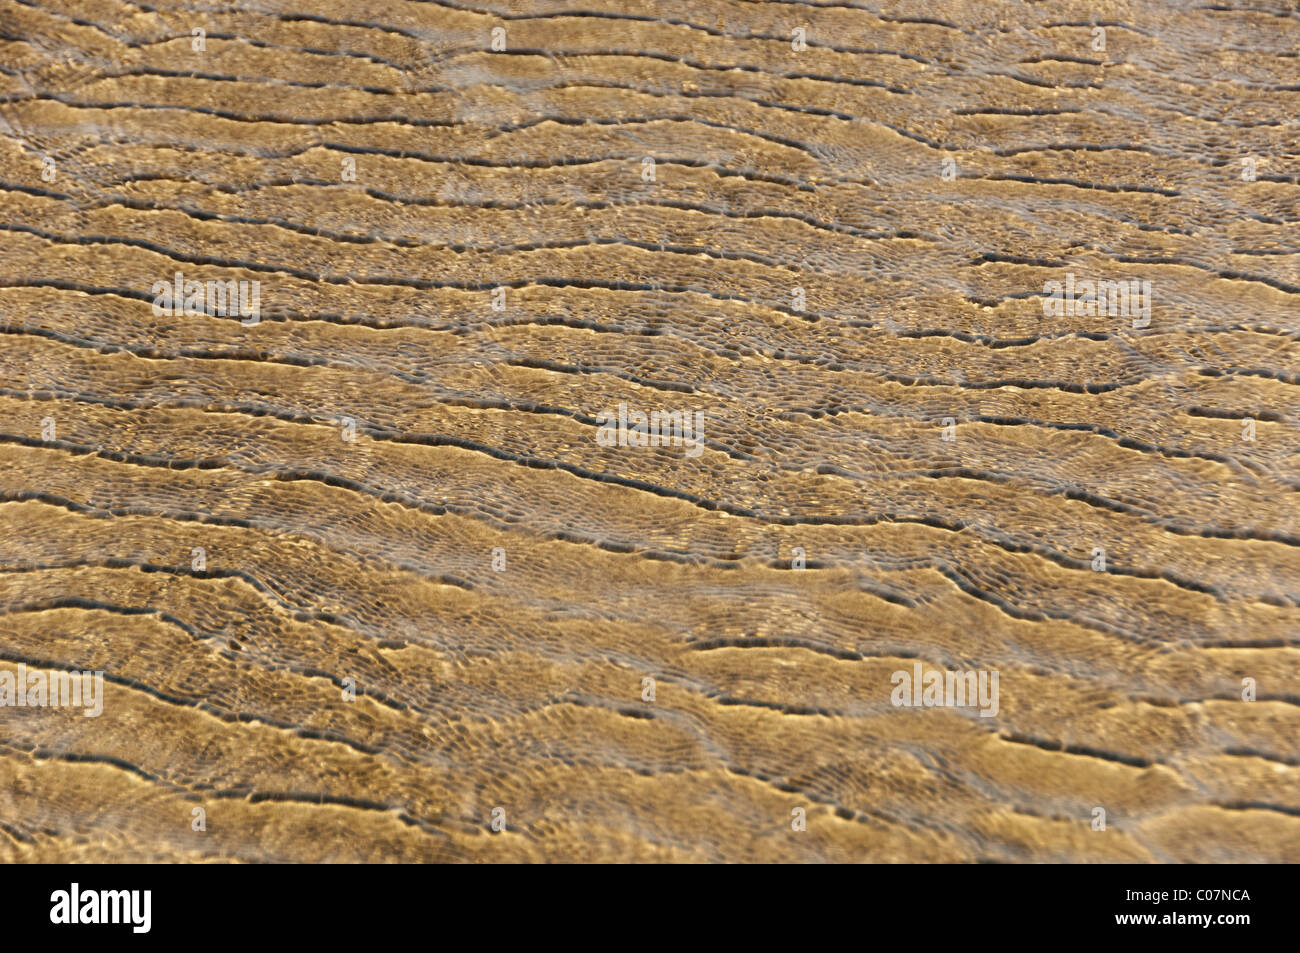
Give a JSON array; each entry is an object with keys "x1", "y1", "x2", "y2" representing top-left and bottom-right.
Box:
[{"x1": 0, "y1": 0, "x2": 1297, "y2": 862}]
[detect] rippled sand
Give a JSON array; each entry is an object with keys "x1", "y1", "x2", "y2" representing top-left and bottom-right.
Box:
[{"x1": 0, "y1": 0, "x2": 1297, "y2": 862}]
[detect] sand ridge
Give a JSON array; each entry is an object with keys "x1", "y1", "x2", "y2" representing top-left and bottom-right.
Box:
[{"x1": 0, "y1": 0, "x2": 1297, "y2": 862}]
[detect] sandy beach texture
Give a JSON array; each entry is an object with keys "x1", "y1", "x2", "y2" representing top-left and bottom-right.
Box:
[{"x1": 0, "y1": 0, "x2": 1297, "y2": 862}]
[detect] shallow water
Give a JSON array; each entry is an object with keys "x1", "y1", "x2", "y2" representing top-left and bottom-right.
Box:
[{"x1": 0, "y1": 0, "x2": 1297, "y2": 862}]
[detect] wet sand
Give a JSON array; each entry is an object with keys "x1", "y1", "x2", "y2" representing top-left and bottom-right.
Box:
[{"x1": 0, "y1": 0, "x2": 1297, "y2": 862}]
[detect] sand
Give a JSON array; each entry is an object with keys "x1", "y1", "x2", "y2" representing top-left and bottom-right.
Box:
[{"x1": 0, "y1": 0, "x2": 1297, "y2": 862}]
